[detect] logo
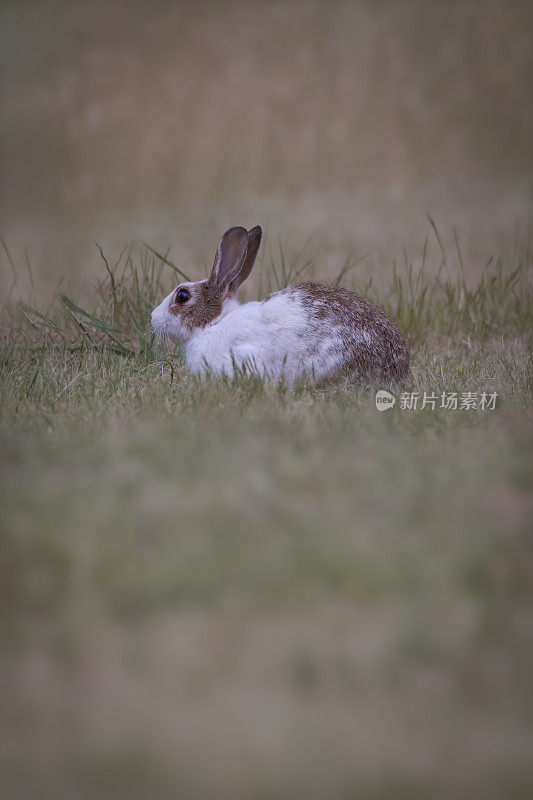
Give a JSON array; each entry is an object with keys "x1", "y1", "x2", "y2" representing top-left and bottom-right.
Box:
[{"x1": 375, "y1": 390, "x2": 396, "y2": 411}]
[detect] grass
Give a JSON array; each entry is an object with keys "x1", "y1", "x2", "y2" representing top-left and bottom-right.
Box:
[{"x1": 0, "y1": 228, "x2": 532, "y2": 799}]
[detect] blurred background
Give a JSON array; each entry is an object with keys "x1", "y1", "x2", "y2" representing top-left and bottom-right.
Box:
[{"x1": 1, "y1": 0, "x2": 532, "y2": 289}]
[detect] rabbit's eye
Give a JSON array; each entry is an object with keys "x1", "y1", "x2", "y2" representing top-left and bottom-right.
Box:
[{"x1": 176, "y1": 289, "x2": 190, "y2": 304}]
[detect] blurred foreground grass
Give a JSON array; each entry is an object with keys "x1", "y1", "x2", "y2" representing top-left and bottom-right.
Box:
[{"x1": 0, "y1": 230, "x2": 532, "y2": 798}]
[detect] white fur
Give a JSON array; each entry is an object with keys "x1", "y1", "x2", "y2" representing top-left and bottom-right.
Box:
[
  {"x1": 186, "y1": 290, "x2": 309, "y2": 383},
  {"x1": 152, "y1": 286, "x2": 354, "y2": 384}
]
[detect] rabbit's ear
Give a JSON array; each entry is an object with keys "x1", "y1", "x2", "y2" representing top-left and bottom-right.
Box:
[
  {"x1": 228, "y1": 226, "x2": 262, "y2": 294},
  {"x1": 210, "y1": 226, "x2": 249, "y2": 291}
]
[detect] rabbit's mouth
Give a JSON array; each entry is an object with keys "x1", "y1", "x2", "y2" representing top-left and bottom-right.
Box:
[
  {"x1": 150, "y1": 303, "x2": 168, "y2": 337},
  {"x1": 151, "y1": 292, "x2": 194, "y2": 343}
]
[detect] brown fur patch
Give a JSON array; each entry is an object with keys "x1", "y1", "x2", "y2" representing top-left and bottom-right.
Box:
[
  {"x1": 295, "y1": 282, "x2": 409, "y2": 382},
  {"x1": 169, "y1": 282, "x2": 224, "y2": 330}
]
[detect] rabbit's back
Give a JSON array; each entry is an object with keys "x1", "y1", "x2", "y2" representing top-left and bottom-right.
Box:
[
  {"x1": 185, "y1": 283, "x2": 408, "y2": 383},
  {"x1": 294, "y1": 282, "x2": 409, "y2": 382}
]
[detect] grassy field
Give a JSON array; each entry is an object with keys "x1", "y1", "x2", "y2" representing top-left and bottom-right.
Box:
[
  {"x1": 1, "y1": 1, "x2": 532, "y2": 796},
  {"x1": 1, "y1": 226, "x2": 532, "y2": 798}
]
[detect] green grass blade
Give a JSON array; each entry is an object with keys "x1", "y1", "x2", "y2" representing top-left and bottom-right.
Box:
[{"x1": 142, "y1": 242, "x2": 191, "y2": 282}]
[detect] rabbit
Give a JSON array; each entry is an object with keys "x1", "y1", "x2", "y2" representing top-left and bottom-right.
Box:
[{"x1": 151, "y1": 225, "x2": 409, "y2": 385}]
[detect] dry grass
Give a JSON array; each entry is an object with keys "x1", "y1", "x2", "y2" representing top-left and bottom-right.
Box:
[{"x1": 1, "y1": 226, "x2": 532, "y2": 799}]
